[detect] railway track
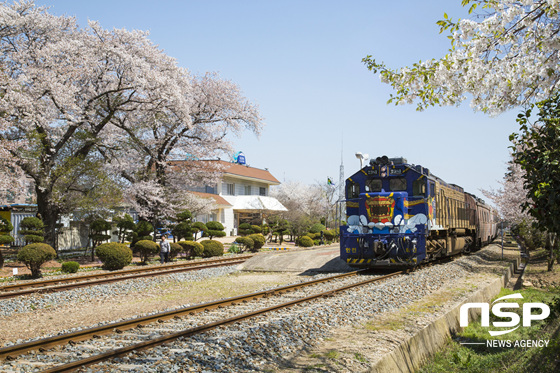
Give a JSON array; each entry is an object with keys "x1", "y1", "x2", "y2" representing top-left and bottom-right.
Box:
[
  {"x1": 0, "y1": 255, "x2": 252, "y2": 299},
  {"x1": 0, "y1": 266, "x2": 412, "y2": 372}
]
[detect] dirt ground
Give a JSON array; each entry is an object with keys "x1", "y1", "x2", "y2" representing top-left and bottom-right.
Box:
[{"x1": 521, "y1": 248, "x2": 560, "y2": 288}]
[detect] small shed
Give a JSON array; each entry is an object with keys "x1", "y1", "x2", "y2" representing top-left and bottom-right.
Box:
[{"x1": 0, "y1": 204, "x2": 38, "y2": 247}]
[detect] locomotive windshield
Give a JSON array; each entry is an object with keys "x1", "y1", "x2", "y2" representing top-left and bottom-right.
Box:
[
  {"x1": 412, "y1": 179, "x2": 427, "y2": 197},
  {"x1": 389, "y1": 178, "x2": 407, "y2": 191},
  {"x1": 346, "y1": 180, "x2": 360, "y2": 199},
  {"x1": 365, "y1": 178, "x2": 382, "y2": 192}
]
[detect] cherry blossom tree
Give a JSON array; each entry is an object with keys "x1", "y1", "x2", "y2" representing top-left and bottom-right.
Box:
[
  {"x1": 271, "y1": 181, "x2": 331, "y2": 240},
  {"x1": 109, "y1": 72, "x2": 263, "y2": 227},
  {"x1": 482, "y1": 156, "x2": 530, "y2": 224},
  {"x1": 0, "y1": 1, "x2": 192, "y2": 245},
  {"x1": 364, "y1": 0, "x2": 560, "y2": 115}
]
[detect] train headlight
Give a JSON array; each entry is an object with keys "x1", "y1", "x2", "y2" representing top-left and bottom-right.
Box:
[{"x1": 380, "y1": 166, "x2": 387, "y2": 178}]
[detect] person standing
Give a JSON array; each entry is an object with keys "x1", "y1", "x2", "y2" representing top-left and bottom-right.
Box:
[{"x1": 160, "y1": 235, "x2": 170, "y2": 264}]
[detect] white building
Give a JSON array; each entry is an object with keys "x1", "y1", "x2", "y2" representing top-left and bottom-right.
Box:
[{"x1": 184, "y1": 160, "x2": 287, "y2": 236}]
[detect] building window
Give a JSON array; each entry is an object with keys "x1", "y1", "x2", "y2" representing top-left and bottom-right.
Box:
[
  {"x1": 225, "y1": 183, "x2": 235, "y2": 195},
  {"x1": 259, "y1": 187, "x2": 266, "y2": 196},
  {"x1": 245, "y1": 185, "x2": 251, "y2": 195}
]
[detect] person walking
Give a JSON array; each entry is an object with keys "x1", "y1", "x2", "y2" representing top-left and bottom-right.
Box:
[{"x1": 160, "y1": 235, "x2": 170, "y2": 264}]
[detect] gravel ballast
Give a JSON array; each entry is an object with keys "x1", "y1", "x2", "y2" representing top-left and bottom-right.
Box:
[{"x1": 1, "y1": 245, "x2": 513, "y2": 372}]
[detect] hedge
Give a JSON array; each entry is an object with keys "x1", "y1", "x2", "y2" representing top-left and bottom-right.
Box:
[
  {"x1": 247, "y1": 233, "x2": 265, "y2": 252},
  {"x1": 177, "y1": 240, "x2": 204, "y2": 258},
  {"x1": 298, "y1": 236, "x2": 314, "y2": 248},
  {"x1": 169, "y1": 242, "x2": 182, "y2": 259},
  {"x1": 235, "y1": 236, "x2": 254, "y2": 252},
  {"x1": 61, "y1": 261, "x2": 80, "y2": 273},
  {"x1": 95, "y1": 242, "x2": 133, "y2": 270},
  {"x1": 201, "y1": 240, "x2": 224, "y2": 257},
  {"x1": 134, "y1": 239, "x2": 159, "y2": 263}
]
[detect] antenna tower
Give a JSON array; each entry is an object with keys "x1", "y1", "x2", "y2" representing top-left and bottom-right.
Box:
[{"x1": 338, "y1": 137, "x2": 345, "y2": 223}]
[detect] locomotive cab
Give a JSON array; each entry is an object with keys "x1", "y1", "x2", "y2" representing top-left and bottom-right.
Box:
[{"x1": 341, "y1": 157, "x2": 431, "y2": 267}]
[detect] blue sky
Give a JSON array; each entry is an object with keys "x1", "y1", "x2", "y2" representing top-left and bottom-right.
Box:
[{"x1": 35, "y1": 0, "x2": 518, "y2": 198}]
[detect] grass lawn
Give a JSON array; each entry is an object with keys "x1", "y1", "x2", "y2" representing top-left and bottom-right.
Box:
[{"x1": 418, "y1": 287, "x2": 560, "y2": 373}]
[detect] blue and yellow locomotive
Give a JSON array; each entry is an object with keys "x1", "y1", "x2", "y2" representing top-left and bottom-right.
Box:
[{"x1": 340, "y1": 156, "x2": 498, "y2": 268}]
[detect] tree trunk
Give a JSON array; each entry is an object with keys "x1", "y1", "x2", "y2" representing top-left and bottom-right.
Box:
[
  {"x1": 546, "y1": 232, "x2": 556, "y2": 272},
  {"x1": 36, "y1": 186, "x2": 60, "y2": 253}
]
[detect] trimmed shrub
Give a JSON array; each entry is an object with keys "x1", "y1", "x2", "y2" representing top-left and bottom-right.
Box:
[
  {"x1": 134, "y1": 239, "x2": 159, "y2": 263},
  {"x1": 95, "y1": 242, "x2": 133, "y2": 270},
  {"x1": 191, "y1": 222, "x2": 207, "y2": 240},
  {"x1": 0, "y1": 235, "x2": 14, "y2": 245},
  {"x1": 61, "y1": 261, "x2": 80, "y2": 273},
  {"x1": 172, "y1": 221, "x2": 193, "y2": 241},
  {"x1": 19, "y1": 217, "x2": 45, "y2": 244},
  {"x1": 248, "y1": 233, "x2": 265, "y2": 252},
  {"x1": 298, "y1": 236, "x2": 314, "y2": 248},
  {"x1": 235, "y1": 236, "x2": 254, "y2": 252},
  {"x1": 17, "y1": 243, "x2": 56, "y2": 278},
  {"x1": 238, "y1": 222, "x2": 253, "y2": 236},
  {"x1": 201, "y1": 240, "x2": 224, "y2": 257},
  {"x1": 177, "y1": 240, "x2": 204, "y2": 258},
  {"x1": 250, "y1": 225, "x2": 262, "y2": 234},
  {"x1": 204, "y1": 221, "x2": 226, "y2": 239},
  {"x1": 323, "y1": 230, "x2": 336, "y2": 241},
  {"x1": 309, "y1": 223, "x2": 326, "y2": 234},
  {"x1": 169, "y1": 242, "x2": 182, "y2": 260}
]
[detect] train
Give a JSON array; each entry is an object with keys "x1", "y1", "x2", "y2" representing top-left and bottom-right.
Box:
[{"x1": 340, "y1": 156, "x2": 499, "y2": 268}]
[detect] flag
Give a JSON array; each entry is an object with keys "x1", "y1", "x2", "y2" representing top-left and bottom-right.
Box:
[{"x1": 327, "y1": 177, "x2": 334, "y2": 186}]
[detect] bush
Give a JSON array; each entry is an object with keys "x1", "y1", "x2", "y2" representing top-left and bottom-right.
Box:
[
  {"x1": 228, "y1": 243, "x2": 241, "y2": 254},
  {"x1": 238, "y1": 222, "x2": 253, "y2": 236},
  {"x1": 309, "y1": 223, "x2": 326, "y2": 234},
  {"x1": 19, "y1": 217, "x2": 45, "y2": 244},
  {"x1": 0, "y1": 235, "x2": 14, "y2": 245},
  {"x1": 95, "y1": 242, "x2": 133, "y2": 270},
  {"x1": 248, "y1": 233, "x2": 266, "y2": 252},
  {"x1": 298, "y1": 236, "x2": 314, "y2": 248},
  {"x1": 17, "y1": 243, "x2": 56, "y2": 278},
  {"x1": 169, "y1": 242, "x2": 182, "y2": 260},
  {"x1": 201, "y1": 240, "x2": 224, "y2": 257},
  {"x1": 191, "y1": 222, "x2": 207, "y2": 240},
  {"x1": 134, "y1": 239, "x2": 159, "y2": 263},
  {"x1": 323, "y1": 230, "x2": 336, "y2": 241},
  {"x1": 177, "y1": 240, "x2": 204, "y2": 258},
  {"x1": 61, "y1": 261, "x2": 80, "y2": 273},
  {"x1": 204, "y1": 221, "x2": 226, "y2": 239},
  {"x1": 251, "y1": 225, "x2": 262, "y2": 234},
  {"x1": 235, "y1": 236, "x2": 254, "y2": 252}
]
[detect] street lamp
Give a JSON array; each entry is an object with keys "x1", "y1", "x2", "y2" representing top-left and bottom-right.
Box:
[{"x1": 355, "y1": 152, "x2": 369, "y2": 169}]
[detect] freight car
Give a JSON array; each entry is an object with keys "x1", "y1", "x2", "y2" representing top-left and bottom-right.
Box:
[{"x1": 340, "y1": 156, "x2": 498, "y2": 268}]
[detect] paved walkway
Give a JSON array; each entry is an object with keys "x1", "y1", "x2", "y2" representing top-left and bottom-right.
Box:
[{"x1": 238, "y1": 244, "x2": 352, "y2": 273}]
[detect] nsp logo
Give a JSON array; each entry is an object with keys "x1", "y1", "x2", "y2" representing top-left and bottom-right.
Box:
[{"x1": 460, "y1": 293, "x2": 550, "y2": 336}]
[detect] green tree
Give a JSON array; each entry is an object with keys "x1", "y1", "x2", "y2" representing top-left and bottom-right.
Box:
[
  {"x1": 17, "y1": 243, "x2": 56, "y2": 278},
  {"x1": 0, "y1": 217, "x2": 14, "y2": 268},
  {"x1": 18, "y1": 217, "x2": 45, "y2": 245},
  {"x1": 171, "y1": 210, "x2": 194, "y2": 241},
  {"x1": 88, "y1": 218, "x2": 112, "y2": 261},
  {"x1": 191, "y1": 222, "x2": 207, "y2": 241},
  {"x1": 511, "y1": 94, "x2": 560, "y2": 270},
  {"x1": 113, "y1": 214, "x2": 136, "y2": 243},
  {"x1": 204, "y1": 221, "x2": 226, "y2": 239},
  {"x1": 133, "y1": 220, "x2": 154, "y2": 244}
]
